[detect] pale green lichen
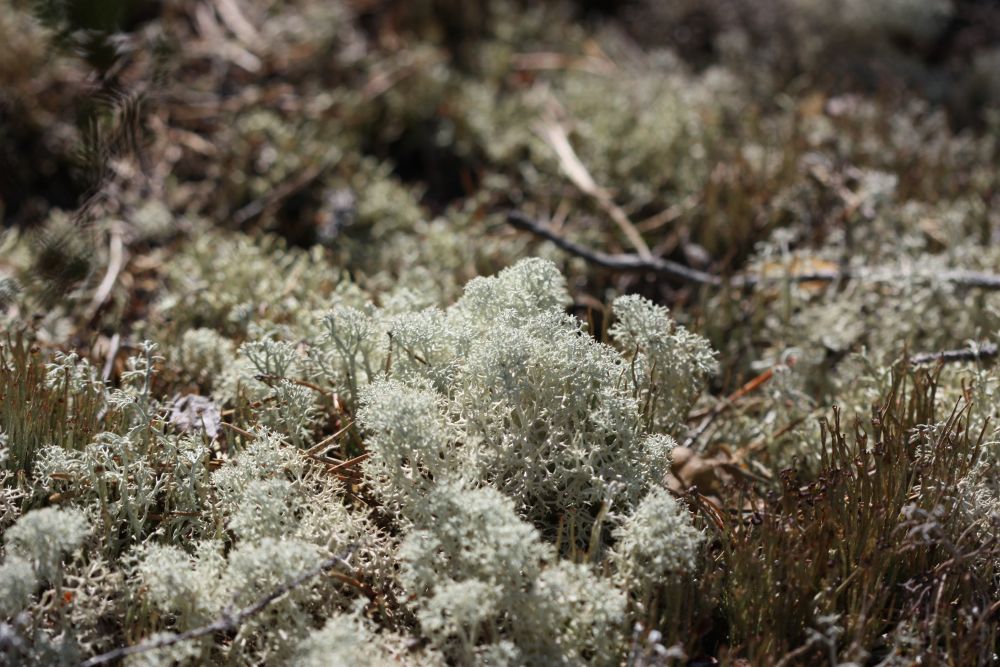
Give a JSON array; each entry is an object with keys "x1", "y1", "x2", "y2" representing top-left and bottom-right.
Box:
[{"x1": 4, "y1": 0, "x2": 1000, "y2": 663}]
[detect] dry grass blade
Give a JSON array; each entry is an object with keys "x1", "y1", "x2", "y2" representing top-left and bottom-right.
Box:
[
  {"x1": 534, "y1": 118, "x2": 652, "y2": 259},
  {"x1": 84, "y1": 224, "x2": 126, "y2": 322}
]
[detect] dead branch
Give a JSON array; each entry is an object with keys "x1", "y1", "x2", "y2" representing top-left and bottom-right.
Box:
[
  {"x1": 79, "y1": 545, "x2": 358, "y2": 667},
  {"x1": 253, "y1": 373, "x2": 333, "y2": 396},
  {"x1": 326, "y1": 452, "x2": 370, "y2": 476},
  {"x1": 509, "y1": 52, "x2": 616, "y2": 76},
  {"x1": 682, "y1": 364, "x2": 781, "y2": 449},
  {"x1": 508, "y1": 210, "x2": 721, "y2": 285},
  {"x1": 304, "y1": 420, "x2": 355, "y2": 458},
  {"x1": 508, "y1": 211, "x2": 1000, "y2": 291},
  {"x1": 910, "y1": 343, "x2": 999, "y2": 366}
]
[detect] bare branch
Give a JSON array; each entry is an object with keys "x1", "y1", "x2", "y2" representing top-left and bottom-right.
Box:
[
  {"x1": 682, "y1": 366, "x2": 778, "y2": 449},
  {"x1": 507, "y1": 211, "x2": 721, "y2": 286},
  {"x1": 910, "y1": 343, "x2": 999, "y2": 366},
  {"x1": 508, "y1": 211, "x2": 1000, "y2": 291},
  {"x1": 79, "y1": 546, "x2": 358, "y2": 667}
]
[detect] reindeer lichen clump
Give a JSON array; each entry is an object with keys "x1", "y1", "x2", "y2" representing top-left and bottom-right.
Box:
[{"x1": 1, "y1": 259, "x2": 712, "y2": 666}]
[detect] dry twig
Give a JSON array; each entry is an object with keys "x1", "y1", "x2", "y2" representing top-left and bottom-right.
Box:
[
  {"x1": 910, "y1": 343, "x2": 999, "y2": 366},
  {"x1": 304, "y1": 421, "x2": 355, "y2": 458},
  {"x1": 325, "y1": 452, "x2": 370, "y2": 475},
  {"x1": 682, "y1": 365, "x2": 780, "y2": 449},
  {"x1": 508, "y1": 211, "x2": 1000, "y2": 291},
  {"x1": 79, "y1": 546, "x2": 358, "y2": 667},
  {"x1": 101, "y1": 333, "x2": 121, "y2": 383},
  {"x1": 509, "y1": 52, "x2": 616, "y2": 75},
  {"x1": 508, "y1": 211, "x2": 718, "y2": 285},
  {"x1": 233, "y1": 163, "x2": 326, "y2": 227}
]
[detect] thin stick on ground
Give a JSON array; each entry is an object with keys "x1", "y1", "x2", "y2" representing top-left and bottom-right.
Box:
[
  {"x1": 508, "y1": 210, "x2": 1000, "y2": 291},
  {"x1": 326, "y1": 452, "x2": 370, "y2": 476},
  {"x1": 508, "y1": 210, "x2": 720, "y2": 285},
  {"x1": 233, "y1": 162, "x2": 326, "y2": 227},
  {"x1": 683, "y1": 365, "x2": 780, "y2": 449},
  {"x1": 910, "y1": 343, "x2": 999, "y2": 366},
  {"x1": 101, "y1": 332, "x2": 121, "y2": 383},
  {"x1": 79, "y1": 546, "x2": 358, "y2": 667},
  {"x1": 253, "y1": 373, "x2": 333, "y2": 396},
  {"x1": 304, "y1": 420, "x2": 355, "y2": 457}
]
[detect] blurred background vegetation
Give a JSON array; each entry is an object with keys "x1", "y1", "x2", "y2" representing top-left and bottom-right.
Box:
[{"x1": 4, "y1": 0, "x2": 1000, "y2": 412}]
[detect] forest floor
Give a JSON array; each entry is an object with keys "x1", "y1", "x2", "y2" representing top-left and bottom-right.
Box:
[{"x1": 2, "y1": 1, "x2": 1000, "y2": 665}]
